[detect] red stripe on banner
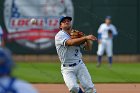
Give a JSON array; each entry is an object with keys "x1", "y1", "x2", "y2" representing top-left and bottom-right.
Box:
[{"x1": 6, "y1": 29, "x2": 59, "y2": 41}]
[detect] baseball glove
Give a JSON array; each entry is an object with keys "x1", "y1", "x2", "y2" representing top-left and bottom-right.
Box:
[
  {"x1": 108, "y1": 29, "x2": 113, "y2": 38},
  {"x1": 108, "y1": 29, "x2": 112, "y2": 34},
  {"x1": 70, "y1": 29, "x2": 85, "y2": 39}
]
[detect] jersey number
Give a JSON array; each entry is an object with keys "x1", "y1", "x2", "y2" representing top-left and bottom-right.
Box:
[{"x1": 75, "y1": 49, "x2": 78, "y2": 56}]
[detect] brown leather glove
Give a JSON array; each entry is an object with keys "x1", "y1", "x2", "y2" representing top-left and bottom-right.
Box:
[{"x1": 70, "y1": 29, "x2": 85, "y2": 39}]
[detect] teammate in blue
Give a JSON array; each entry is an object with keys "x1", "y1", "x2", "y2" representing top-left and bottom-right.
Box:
[
  {"x1": 55, "y1": 16, "x2": 97, "y2": 93},
  {"x1": 0, "y1": 48, "x2": 38, "y2": 93},
  {"x1": 97, "y1": 16, "x2": 118, "y2": 67}
]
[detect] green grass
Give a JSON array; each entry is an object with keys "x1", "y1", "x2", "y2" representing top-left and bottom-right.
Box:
[{"x1": 13, "y1": 62, "x2": 140, "y2": 83}]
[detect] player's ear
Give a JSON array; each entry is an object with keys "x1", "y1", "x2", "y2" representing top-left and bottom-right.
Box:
[{"x1": 59, "y1": 23, "x2": 62, "y2": 30}]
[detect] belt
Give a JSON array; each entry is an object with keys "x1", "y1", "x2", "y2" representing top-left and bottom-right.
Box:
[{"x1": 63, "y1": 60, "x2": 81, "y2": 67}]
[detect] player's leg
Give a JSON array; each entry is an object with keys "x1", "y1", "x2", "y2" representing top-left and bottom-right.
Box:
[
  {"x1": 61, "y1": 67, "x2": 83, "y2": 93},
  {"x1": 106, "y1": 40, "x2": 113, "y2": 67},
  {"x1": 97, "y1": 41, "x2": 105, "y2": 67},
  {"x1": 77, "y1": 63, "x2": 96, "y2": 93}
]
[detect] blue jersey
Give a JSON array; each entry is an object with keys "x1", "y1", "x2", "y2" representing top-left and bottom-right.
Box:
[
  {"x1": 0, "y1": 76, "x2": 38, "y2": 93},
  {"x1": 0, "y1": 77, "x2": 17, "y2": 93}
]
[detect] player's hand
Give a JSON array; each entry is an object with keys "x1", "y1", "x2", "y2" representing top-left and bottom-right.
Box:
[{"x1": 85, "y1": 35, "x2": 97, "y2": 41}]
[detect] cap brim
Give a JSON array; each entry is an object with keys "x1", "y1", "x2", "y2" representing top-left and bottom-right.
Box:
[
  {"x1": 105, "y1": 16, "x2": 111, "y2": 20},
  {"x1": 60, "y1": 16, "x2": 72, "y2": 24}
]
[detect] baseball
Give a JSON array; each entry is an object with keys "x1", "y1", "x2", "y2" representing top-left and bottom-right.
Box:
[{"x1": 30, "y1": 18, "x2": 37, "y2": 24}]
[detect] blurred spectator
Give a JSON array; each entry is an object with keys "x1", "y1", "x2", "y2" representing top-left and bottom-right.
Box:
[{"x1": 0, "y1": 48, "x2": 38, "y2": 93}]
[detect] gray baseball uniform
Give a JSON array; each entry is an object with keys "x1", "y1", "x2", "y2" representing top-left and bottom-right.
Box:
[{"x1": 55, "y1": 30, "x2": 95, "y2": 93}]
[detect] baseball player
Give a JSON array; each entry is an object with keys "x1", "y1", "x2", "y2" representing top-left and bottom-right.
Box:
[
  {"x1": 55, "y1": 16, "x2": 97, "y2": 93},
  {"x1": 0, "y1": 25, "x2": 4, "y2": 47},
  {"x1": 97, "y1": 16, "x2": 118, "y2": 67},
  {"x1": 0, "y1": 48, "x2": 38, "y2": 93}
]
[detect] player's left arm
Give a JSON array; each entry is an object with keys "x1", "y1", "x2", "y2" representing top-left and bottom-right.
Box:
[{"x1": 112, "y1": 25, "x2": 118, "y2": 37}]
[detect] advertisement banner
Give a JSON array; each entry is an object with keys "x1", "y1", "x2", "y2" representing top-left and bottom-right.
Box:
[{"x1": 4, "y1": 0, "x2": 74, "y2": 51}]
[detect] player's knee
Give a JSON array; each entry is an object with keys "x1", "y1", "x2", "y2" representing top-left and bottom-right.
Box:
[
  {"x1": 70, "y1": 86, "x2": 79, "y2": 93},
  {"x1": 107, "y1": 54, "x2": 112, "y2": 57},
  {"x1": 107, "y1": 51, "x2": 112, "y2": 57},
  {"x1": 97, "y1": 51, "x2": 103, "y2": 56}
]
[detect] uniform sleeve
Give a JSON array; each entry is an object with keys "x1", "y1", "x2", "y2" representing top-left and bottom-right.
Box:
[
  {"x1": 112, "y1": 25, "x2": 118, "y2": 36},
  {"x1": 55, "y1": 33, "x2": 70, "y2": 46},
  {"x1": 97, "y1": 24, "x2": 103, "y2": 34},
  {"x1": 97, "y1": 24, "x2": 103, "y2": 39}
]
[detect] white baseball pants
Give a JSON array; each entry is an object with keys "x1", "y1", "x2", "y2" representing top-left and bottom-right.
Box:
[{"x1": 61, "y1": 62, "x2": 94, "y2": 93}]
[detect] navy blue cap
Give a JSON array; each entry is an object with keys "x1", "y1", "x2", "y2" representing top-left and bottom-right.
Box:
[
  {"x1": 105, "y1": 16, "x2": 111, "y2": 20},
  {"x1": 59, "y1": 16, "x2": 72, "y2": 25}
]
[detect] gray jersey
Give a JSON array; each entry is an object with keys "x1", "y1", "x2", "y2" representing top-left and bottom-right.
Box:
[{"x1": 55, "y1": 30, "x2": 82, "y2": 64}]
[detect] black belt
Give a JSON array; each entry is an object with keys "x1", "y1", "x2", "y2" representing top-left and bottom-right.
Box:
[{"x1": 63, "y1": 60, "x2": 81, "y2": 67}]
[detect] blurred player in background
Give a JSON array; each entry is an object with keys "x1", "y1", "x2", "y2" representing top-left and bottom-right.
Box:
[
  {"x1": 0, "y1": 25, "x2": 4, "y2": 47},
  {"x1": 55, "y1": 16, "x2": 97, "y2": 93},
  {"x1": 0, "y1": 48, "x2": 38, "y2": 93},
  {"x1": 97, "y1": 16, "x2": 118, "y2": 67}
]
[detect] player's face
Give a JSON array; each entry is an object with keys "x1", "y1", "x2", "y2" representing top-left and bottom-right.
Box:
[
  {"x1": 60, "y1": 19, "x2": 71, "y2": 30},
  {"x1": 105, "y1": 19, "x2": 111, "y2": 25}
]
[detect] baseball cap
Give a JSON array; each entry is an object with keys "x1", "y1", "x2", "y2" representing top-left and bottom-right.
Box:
[
  {"x1": 59, "y1": 16, "x2": 72, "y2": 25},
  {"x1": 105, "y1": 16, "x2": 112, "y2": 20}
]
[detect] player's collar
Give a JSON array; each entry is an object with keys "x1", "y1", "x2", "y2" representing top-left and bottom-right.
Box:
[
  {"x1": 105, "y1": 23, "x2": 111, "y2": 26},
  {"x1": 61, "y1": 30, "x2": 70, "y2": 37}
]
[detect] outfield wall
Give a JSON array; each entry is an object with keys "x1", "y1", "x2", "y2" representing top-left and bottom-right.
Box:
[
  {"x1": 13, "y1": 55, "x2": 140, "y2": 62},
  {"x1": 0, "y1": 0, "x2": 140, "y2": 54}
]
